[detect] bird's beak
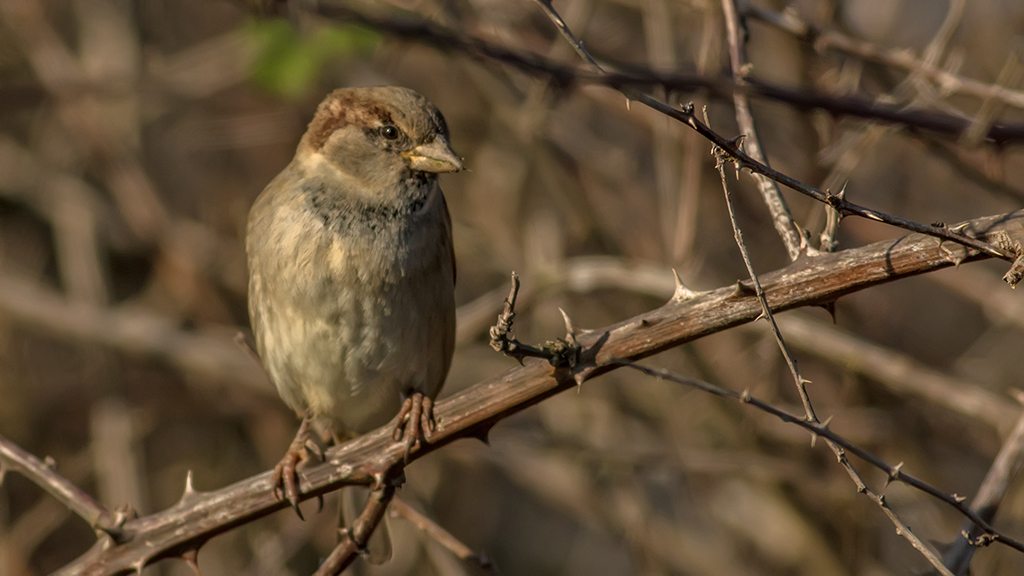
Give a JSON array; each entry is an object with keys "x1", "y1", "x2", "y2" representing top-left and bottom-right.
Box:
[{"x1": 404, "y1": 135, "x2": 464, "y2": 173}]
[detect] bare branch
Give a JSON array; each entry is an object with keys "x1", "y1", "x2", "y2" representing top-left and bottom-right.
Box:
[
  {"x1": 712, "y1": 139, "x2": 815, "y2": 421},
  {"x1": 302, "y1": 1, "x2": 1024, "y2": 144},
  {"x1": 942, "y1": 399, "x2": 1024, "y2": 574},
  {"x1": 713, "y1": 126, "x2": 952, "y2": 572},
  {"x1": 392, "y1": 496, "x2": 495, "y2": 573},
  {"x1": 721, "y1": 0, "x2": 803, "y2": 261},
  {"x1": 461, "y1": 258, "x2": 1018, "y2": 433},
  {"x1": 745, "y1": 2, "x2": 1024, "y2": 112},
  {"x1": 0, "y1": 434, "x2": 122, "y2": 539},
  {"x1": 489, "y1": 271, "x2": 581, "y2": 367},
  {"x1": 279, "y1": 2, "x2": 1024, "y2": 265},
  {"x1": 523, "y1": 0, "x2": 1017, "y2": 266},
  {"x1": 613, "y1": 360, "x2": 971, "y2": 575},
  {"x1": 48, "y1": 208, "x2": 1024, "y2": 575},
  {"x1": 314, "y1": 484, "x2": 396, "y2": 576},
  {"x1": 775, "y1": 314, "x2": 1018, "y2": 433},
  {"x1": 0, "y1": 274, "x2": 270, "y2": 393}
]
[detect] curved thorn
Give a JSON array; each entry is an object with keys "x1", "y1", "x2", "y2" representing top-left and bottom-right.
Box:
[
  {"x1": 672, "y1": 269, "x2": 698, "y2": 301},
  {"x1": 559, "y1": 307, "x2": 577, "y2": 336}
]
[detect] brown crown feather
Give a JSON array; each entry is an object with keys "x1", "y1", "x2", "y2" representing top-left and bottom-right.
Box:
[{"x1": 304, "y1": 90, "x2": 393, "y2": 150}]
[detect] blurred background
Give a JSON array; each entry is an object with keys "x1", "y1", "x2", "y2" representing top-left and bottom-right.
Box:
[{"x1": 2, "y1": 0, "x2": 1024, "y2": 574}]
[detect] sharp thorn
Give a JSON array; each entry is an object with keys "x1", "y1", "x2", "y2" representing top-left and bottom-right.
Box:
[
  {"x1": 182, "y1": 548, "x2": 202, "y2": 576},
  {"x1": 885, "y1": 462, "x2": 905, "y2": 488},
  {"x1": 179, "y1": 470, "x2": 200, "y2": 505},
  {"x1": 672, "y1": 269, "x2": 697, "y2": 301},
  {"x1": 821, "y1": 301, "x2": 837, "y2": 323},
  {"x1": 558, "y1": 307, "x2": 578, "y2": 337},
  {"x1": 733, "y1": 280, "x2": 756, "y2": 296},
  {"x1": 471, "y1": 426, "x2": 492, "y2": 445},
  {"x1": 184, "y1": 470, "x2": 196, "y2": 495}
]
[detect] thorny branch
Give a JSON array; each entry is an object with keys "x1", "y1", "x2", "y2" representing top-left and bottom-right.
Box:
[
  {"x1": 713, "y1": 143, "x2": 952, "y2": 573},
  {"x1": 941, "y1": 401, "x2": 1024, "y2": 575},
  {"x1": 5, "y1": 3, "x2": 1024, "y2": 574},
  {"x1": 300, "y1": 2, "x2": 1024, "y2": 145},
  {"x1": 537, "y1": 2, "x2": 1021, "y2": 569},
  {"x1": 708, "y1": 3, "x2": 1016, "y2": 566},
  {"x1": 712, "y1": 143, "x2": 817, "y2": 422},
  {"x1": 743, "y1": 2, "x2": 1024, "y2": 112},
  {"x1": 391, "y1": 496, "x2": 496, "y2": 573},
  {"x1": 523, "y1": 0, "x2": 1019, "y2": 272},
  {"x1": 720, "y1": 0, "x2": 804, "y2": 262},
  {"x1": 314, "y1": 484, "x2": 396, "y2": 576},
  {"x1": 8, "y1": 208, "x2": 1021, "y2": 575},
  {"x1": 281, "y1": 1, "x2": 1022, "y2": 271},
  {"x1": 0, "y1": 434, "x2": 125, "y2": 539},
  {"x1": 490, "y1": 271, "x2": 581, "y2": 369},
  {"x1": 610, "y1": 360, "x2": 1002, "y2": 574}
]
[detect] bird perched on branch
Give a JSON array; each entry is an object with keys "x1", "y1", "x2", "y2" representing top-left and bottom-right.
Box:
[{"x1": 246, "y1": 86, "x2": 461, "y2": 562}]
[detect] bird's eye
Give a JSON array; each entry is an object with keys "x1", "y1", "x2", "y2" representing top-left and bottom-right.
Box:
[{"x1": 379, "y1": 124, "x2": 400, "y2": 140}]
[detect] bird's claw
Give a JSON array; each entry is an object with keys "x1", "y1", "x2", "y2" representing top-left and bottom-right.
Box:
[
  {"x1": 271, "y1": 448, "x2": 304, "y2": 519},
  {"x1": 393, "y1": 394, "x2": 435, "y2": 462},
  {"x1": 271, "y1": 419, "x2": 324, "y2": 520}
]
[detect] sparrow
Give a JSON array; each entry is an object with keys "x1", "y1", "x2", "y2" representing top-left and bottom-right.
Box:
[{"x1": 246, "y1": 86, "x2": 461, "y2": 560}]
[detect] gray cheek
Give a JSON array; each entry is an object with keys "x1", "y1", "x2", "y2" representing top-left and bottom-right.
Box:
[{"x1": 322, "y1": 131, "x2": 391, "y2": 182}]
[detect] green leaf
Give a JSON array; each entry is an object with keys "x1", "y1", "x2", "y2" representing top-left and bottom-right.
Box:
[{"x1": 244, "y1": 18, "x2": 380, "y2": 99}]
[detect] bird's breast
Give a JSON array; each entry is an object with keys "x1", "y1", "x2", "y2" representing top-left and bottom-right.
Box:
[{"x1": 247, "y1": 175, "x2": 455, "y2": 433}]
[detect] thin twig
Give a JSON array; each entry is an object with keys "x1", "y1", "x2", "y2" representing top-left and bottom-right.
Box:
[
  {"x1": 711, "y1": 142, "x2": 816, "y2": 421},
  {"x1": 942, "y1": 398, "x2": 1024, "y2": 575},
  {"x1": 489, "y1": 272, "x2": 550, "y2": 362},
  {"x1": 0, "y1": 273, "x2": 270, "y2": 393},
  {"x1": 523, "y1": 0, "x2": 1016, "y2": 268},
  {"x1": 305, "y1": 2, "x2": 1024, "y2": 144},
  {"x1": 313, "y1": 484, "x2": 397, "y2": 576},
  {"x1": 392, "y1": 496, "x2": 496, "y2": 573},
  {"x1": 712, "y1": 135, "x2": 951, "y2": 574},
  {"x1": 749, "y1": 1, "x2": 1024, "y2": 111},
  {"x1": 0, "y1": 433, "x2": 122, "y2": 539},
  {"x1": 489, "y1": 271, "x2": 581, "y2": 368},
  {"x1": 612, "y1": 360, "x2": 958, "y2": 575},
  {"x1": 720, "y1": 0, "x2": 803, "y2": 261},
  {"x1": 774, "y1": 314, "x2": 1018, "y2": 433}
]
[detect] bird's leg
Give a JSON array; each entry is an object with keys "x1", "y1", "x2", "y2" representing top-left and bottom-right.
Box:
[
  {"x1": 392, "y1": 392, "x2": 435, "y2": 461},
  {"x1": 272, "y1": 417, "x2": 325, "y2": 519}
]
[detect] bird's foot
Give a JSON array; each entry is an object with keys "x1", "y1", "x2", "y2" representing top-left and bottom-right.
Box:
[
  {"x1": 392, "y1": 393, "x2": 435, "y2": 462},
  {"x1": 272, "y1": 417, "x2": 324, "y2": 520}
]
